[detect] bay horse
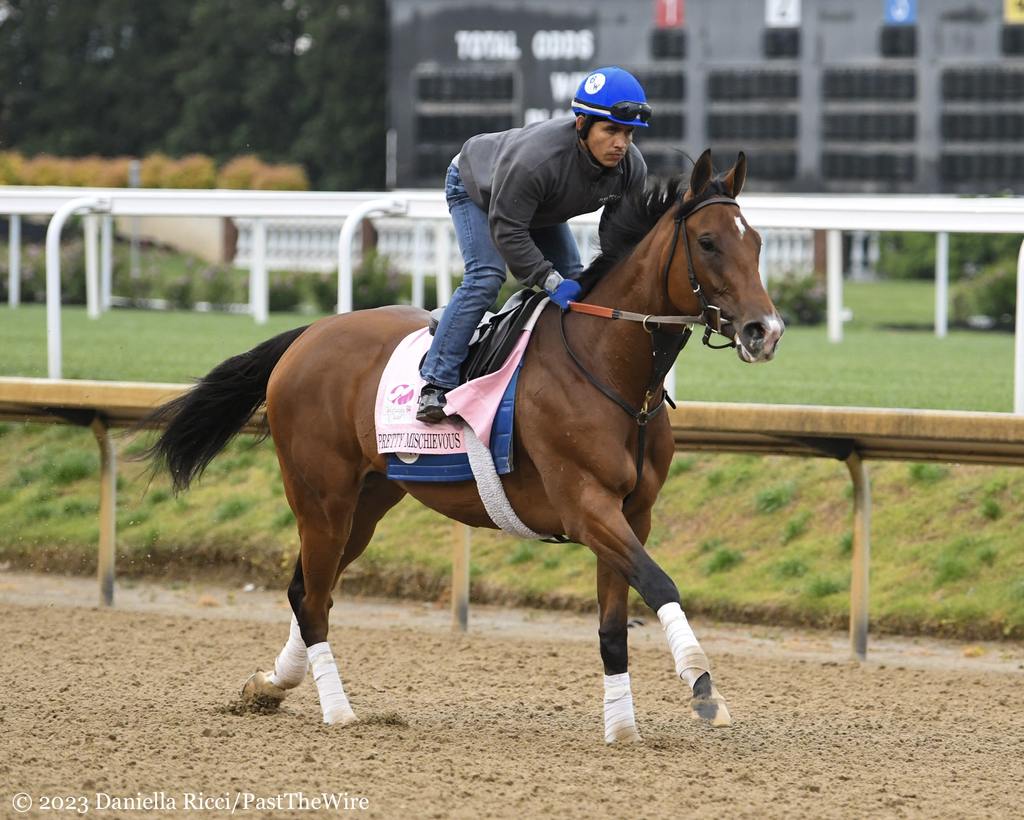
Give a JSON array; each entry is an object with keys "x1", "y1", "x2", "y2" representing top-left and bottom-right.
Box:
[{"x1": 144, "y1": 149, "x2": 783, "y2": 743}]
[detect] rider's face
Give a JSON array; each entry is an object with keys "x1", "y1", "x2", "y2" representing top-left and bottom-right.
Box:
[{"x1": 578, "y1": 117, "x2": 635, "y2": 168}]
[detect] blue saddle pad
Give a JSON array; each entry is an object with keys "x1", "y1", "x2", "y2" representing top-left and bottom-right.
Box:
[{"x1": 385, "y1": 367, "x2": 520, "y2": 483}]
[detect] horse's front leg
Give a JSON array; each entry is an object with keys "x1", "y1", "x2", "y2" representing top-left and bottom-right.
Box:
[
  {"x1": 597, "y1": 559, "x2": 643, "y2": 744},
  {"x1": 567, "y1": 489, "x2": 731, "y2": 729}
]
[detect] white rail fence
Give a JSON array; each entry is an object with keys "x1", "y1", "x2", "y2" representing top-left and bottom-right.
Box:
[
  {"x1": 2, "y1": 187, "x2": 1023, "y2": 409},
  {"x1": 233, "y1": 216, "x2": 815, "y2": 283}
]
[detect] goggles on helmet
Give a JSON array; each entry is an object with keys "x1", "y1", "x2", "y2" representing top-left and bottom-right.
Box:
[{"x1": 608, "y1": 101, "x2": 652, "y2": 124}]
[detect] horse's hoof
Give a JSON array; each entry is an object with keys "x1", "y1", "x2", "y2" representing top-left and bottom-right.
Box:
[
  {"x1": 690, "y1": 672, "x2": 732, "y2": 728},
  {"x1": 240, "y1": 670, "x2": 288, "y2": 709},
  {"x1": 605, "y1": 726, "x2": 644, "y2": 745},
  {"x1": 324, "y1": 706, "x2": 358, "y2": 726}
]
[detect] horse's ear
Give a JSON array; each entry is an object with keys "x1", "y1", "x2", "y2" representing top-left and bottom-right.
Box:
[
  {"x1": 686, "y1": 149, "x2": 713, "y2": 200},
  {"x1": 725, "y1": 151, "x2": 747, "y2": 198}
]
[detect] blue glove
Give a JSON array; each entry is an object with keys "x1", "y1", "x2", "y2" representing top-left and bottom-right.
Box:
[{"x1": 545, "y1": 275, "x2": 581, "y2": 310}]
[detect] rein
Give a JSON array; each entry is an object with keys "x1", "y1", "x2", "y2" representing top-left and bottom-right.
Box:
[{"x1": 559, "y1": 194, "x2": 740, "y2": 498}]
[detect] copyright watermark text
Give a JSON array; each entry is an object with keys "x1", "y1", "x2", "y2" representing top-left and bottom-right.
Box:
[{"x1": 9, "y1": 791, "x2": 370, "y2": 814}]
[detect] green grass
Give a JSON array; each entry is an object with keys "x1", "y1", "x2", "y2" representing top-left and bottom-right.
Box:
[
  {"x1": 843, "y1": 280, "x2": 938, "y2": 330},
  {"x1": 0, "y1": 279, "x2": 1016, "y2": 411}
]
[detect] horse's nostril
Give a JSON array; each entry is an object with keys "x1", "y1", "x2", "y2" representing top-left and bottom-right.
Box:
[{"x1": 743, "y1": 321, "x2": 766, "y2": 348}]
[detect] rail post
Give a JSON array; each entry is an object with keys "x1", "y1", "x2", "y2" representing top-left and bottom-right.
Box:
[
  {"x1": 7, "y1": 213, "x2": 20, "y2": 307},
  {"x1": 46, "y1": 196, "x2": 111, "y2": 378},
  {"x1": 90, "y1": 416, "x2": 117, "y2": 607},
  {"x1": 826, "y1": 229, "x2": 843, "y2": 343},
  {"x1": 451, "y1": 524, "x2": 471, "y2": 632},
  {"x1": 845, "y1": 450, "x2": 871, "y2": 660},
  {"x1": 337, "y1": 198, "x2": 407, "y2": 313},
  {"x1": 434, "y1": 222, "x2": 453, "y2": 307},
  {"x1": 935, "y1": 231, "x2": 949, "y2": 338},
  {"x1": 1015, "y1": 239, "x2": 1024, "y2": 414}
]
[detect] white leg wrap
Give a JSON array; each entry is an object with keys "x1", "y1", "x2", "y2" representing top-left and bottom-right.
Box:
[
  {"x1": 268, "y1": 615, "x2": 308, "y2": 689},
  {"x1": 657, "y1": 602, "x2": 710, "y2": 690},
  {"x1": 307, "y1": 642, "x2": 357, "y2": 726},
  {"x1": 603, "y1": 673, "x2": 642, "y2": 744}
]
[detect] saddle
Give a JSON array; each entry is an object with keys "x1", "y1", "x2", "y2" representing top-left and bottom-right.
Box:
[{"x1": 428, "y1": 290, "x2": 549, "y2": 383}]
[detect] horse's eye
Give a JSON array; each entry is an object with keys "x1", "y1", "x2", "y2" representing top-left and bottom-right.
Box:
[{"x1": 698, "y1": 237, "x2": 716, "y2": 252}]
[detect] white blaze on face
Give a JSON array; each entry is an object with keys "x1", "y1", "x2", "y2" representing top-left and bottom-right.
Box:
[{"x1": 734, "y1": 216, "x2": 746, "y2": 238}]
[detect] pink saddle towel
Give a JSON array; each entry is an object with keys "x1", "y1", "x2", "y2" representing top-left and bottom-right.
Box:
[{"x1": 374, "y1": 301, "x2": 548, "y2": 456}]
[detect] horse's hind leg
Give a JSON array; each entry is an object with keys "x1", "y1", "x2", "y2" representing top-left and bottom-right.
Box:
[
  {"x1": 243, "y1": 473, "x2": 406, "y2": 724},
  {"x1": 597, "y1": 559, "x2": 642, "y2": 744},
  {"x1": 241, "y1": 559, "x2": 309, "y2": 707}
]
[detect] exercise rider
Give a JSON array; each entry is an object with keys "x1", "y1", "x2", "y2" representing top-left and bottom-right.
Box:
[{"x1": 416, "y1": 66, "x2": 652, "y2": 423}]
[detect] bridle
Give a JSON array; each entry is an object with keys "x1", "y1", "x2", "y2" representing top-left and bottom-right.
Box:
[
  {"x1": 558, "y1": 193, "x2": 742, "y2": 498},
  {"x1": 565, "y1": 194, "x2": 740, "y2": 346}
]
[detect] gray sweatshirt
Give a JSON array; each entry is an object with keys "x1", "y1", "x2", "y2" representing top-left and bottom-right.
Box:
[{"x1": 457, "y1": 117, "x2": 647, "y2": 287}]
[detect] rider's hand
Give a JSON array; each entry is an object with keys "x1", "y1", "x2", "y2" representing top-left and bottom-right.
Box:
[{"x1": 543, "y1": 272, "x2": 581, "y2": 311}]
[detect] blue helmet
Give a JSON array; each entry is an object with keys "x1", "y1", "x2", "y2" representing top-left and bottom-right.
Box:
[{"x1": 571, "y1": 67, "x2": 651, "y2": 128}]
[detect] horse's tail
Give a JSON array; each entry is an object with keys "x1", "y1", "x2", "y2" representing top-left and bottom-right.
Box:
[{"x1": 140, "y1": 325, "x2": 309, "y2": 493}]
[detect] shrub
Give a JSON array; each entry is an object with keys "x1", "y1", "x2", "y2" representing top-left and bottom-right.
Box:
[
  {"x1": 769, "y1": 272, "x2": 825, "y2": 325},
  {"x1": 217, "y1": 155, "x2": 266, "y2": 189},
  {"x1": 166, "y1": 276, "x2": 196, "y2": 310},
  {"x1": 0, "y1": 151, "x2": 25, "y2": 184},
  {"x1": 252, "y1": 163, "x2": 310, "y2": 191},
  {"x1": 201, "y1": 266, "x2": 240, "y2": 306},
  {"x1": 20, "y1": 154, "x2": 70, "y2": 186},
  {"x1": 268, "y1": 273, "x2": 302, "y2": 312},
  {"x1": 353, "y1": 250, "x2": 405, "y2": 310},
  {"x1": 140, "y1": 153, "x2": 174, "y2": 188},
  {"x1": 878, "y1": 231, "x2": 1021, "y2": 281},
  {"x1": 309, "y1": 273, "x2": 337, "y2": 313},
  {"x1": 91, "y1": 156, "x2": 132, "y2": 188},
  {"x1": 952, "y1": 262, "x2": 1015, "y2": 329},
  {"x1": 161, "y1": 154, "x2": 217, "y2": 189}
]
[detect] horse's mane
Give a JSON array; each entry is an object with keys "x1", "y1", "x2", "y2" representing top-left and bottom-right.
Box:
[{"x1": 577, "y1": 174, "x2": 733, "y2": 296}]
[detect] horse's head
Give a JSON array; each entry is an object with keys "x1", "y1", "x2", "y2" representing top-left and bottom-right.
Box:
[{"x1": 666, "y1": 149, "x2": 784, "y2": 363}]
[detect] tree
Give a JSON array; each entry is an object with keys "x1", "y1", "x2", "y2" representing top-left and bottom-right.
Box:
[
  {"x1": 0, "y1": 0, "x2": 191, "y2": 156},
  {"x1": 291, "y1": 1, "x2": 388, "y2": 190},
  {"x1": 0, "y1": 0, "x2": 388, "y2": 188},
  {"x1": 168, "y1": 0, "x2": 303, "y2": 162}
]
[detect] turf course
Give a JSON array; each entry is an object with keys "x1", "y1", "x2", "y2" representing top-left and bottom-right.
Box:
[{"x1": 0, "y1": 281, "x2": 1014, "y2": 411}]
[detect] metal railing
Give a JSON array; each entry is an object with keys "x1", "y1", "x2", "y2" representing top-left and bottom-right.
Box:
[{"x1": 2, "y1": 186, "x2": 1024, "y2": 407}]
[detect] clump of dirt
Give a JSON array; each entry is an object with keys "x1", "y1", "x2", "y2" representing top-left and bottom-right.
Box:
[
  {"x1": 219, "y1": 694, "x2": 282, "y2": 716},
  {"x1": 361, "y1": 711, "x2": 409, "y2": 727}
]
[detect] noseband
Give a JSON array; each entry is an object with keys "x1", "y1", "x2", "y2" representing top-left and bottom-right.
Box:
[{"x1": 559, "y1": 193, "x2": 743, "y2": 499}]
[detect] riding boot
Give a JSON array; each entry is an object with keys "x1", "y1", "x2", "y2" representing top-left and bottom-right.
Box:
[{"x1": 416, "y1": 384, "x2": 449, "y2": 423}]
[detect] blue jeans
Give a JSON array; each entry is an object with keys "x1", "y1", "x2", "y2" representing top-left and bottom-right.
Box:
[{"x1": 420, "y1": 163, "x2": 583, "y2": 389}]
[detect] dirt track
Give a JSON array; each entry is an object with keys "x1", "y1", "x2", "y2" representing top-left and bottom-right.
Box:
[{"x1": 1, "y1": 571, "x2": 1023, "y2": 819}]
